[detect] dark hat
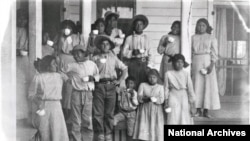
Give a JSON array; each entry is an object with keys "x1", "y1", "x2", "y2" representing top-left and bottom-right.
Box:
[
  {"x1": 169, "y1": 54, "x2": 189, "y2": 68},
  {"x1": 131, "y1": 15, "x2": 149, "y2": 30},
  {"x1": 60, "y1": 20, "x2": 76, "y2": 31},
  {"x1": 70, "y1": 45, "x2": 88, "y2": 56},
  {"x1": 104, "y1": 11, "x2": 119, "y2": 20},
  {"x1": 94, "y1": 35, "x2": 115, "y2": 50}
]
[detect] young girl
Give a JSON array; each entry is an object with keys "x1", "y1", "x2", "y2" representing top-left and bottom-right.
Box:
[
  {"x1": 28, "y1": 55, "x2": 69, "y2": 141},
  {"x1": 191, "y1": 18, "x2": 220, "y2": 118},
  {"x1": 133, "y1": 69, "x2": 164, "y2": 141},
  {"x1": 164, "y1": 54, "x2": 196, "y2": 124},
  {"x1": 158, "y1": 21, "x2": 181, "y2": 80}
]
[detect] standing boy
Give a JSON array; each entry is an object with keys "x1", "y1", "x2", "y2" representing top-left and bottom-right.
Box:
[
  {"x1": 92, "y1": 35, "x2": 128, "y2": 141},
  {"x1": 62, "y1": 45, "x2": 99, "y2": 141}
]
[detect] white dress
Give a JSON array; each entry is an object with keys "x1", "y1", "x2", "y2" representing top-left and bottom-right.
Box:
[
  {"x1": 164, "y1": 70, "x2": 195, "y2": 124},
  {"x1": 191, "y1": 33, "x2": 220, "y2": 110},
  {"x1": 133, "y1": 83, "x2": 164, "y2": 141},
  {"x1": 28, "y1": 72, "x2": 69, "y2": 141}
]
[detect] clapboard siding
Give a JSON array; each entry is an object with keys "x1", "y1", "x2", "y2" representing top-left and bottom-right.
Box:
[
  {"x1": 192, "y1": 0, "x2": 208, "y2": 8},
  {"x1": 137, "y1": 0, "x2": 181, "y2": 8},
  {"x1": 142, "y1": 8, "x2": 181, "y2": 16},
  {"x1": 136, "y1": 0, "x2": 209, "y2": 70},
  {"x1": 136, "y1": 0, "x2": 181, "y2": 70},
  {"x1": 192, "y1": 9, "x2": 207, "y2": 16},
  {"x1": 64, "y1": 0, "x2": 81, "y2": 22},
  {"x1": 148, "y1": 16, "x2": 181, "y2": 24}
]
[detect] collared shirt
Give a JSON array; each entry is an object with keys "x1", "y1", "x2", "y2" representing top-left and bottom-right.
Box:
[
  {"x1": 63, "y1": 60, "x2": 100, "y2": 91},
  {"x1": 92, "y1": 51, "x2": 127, "y2": 79},
  {"x1": 122, "y1": 33, "x2": 153, "y2": 65}
]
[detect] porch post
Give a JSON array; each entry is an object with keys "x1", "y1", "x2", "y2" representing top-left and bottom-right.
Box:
[
  {"x1": 181, "y1": 0, "x2": 192, "y2": 72},
  {"x1": 82, "y1": 0, "x2": 92, "y2": 43},
  {"x1": 28, "y1": 0, "x2": 42, "y2": 78},
  {"x1": 29, "y1": 0, "x2": 42, "y2": 60}
]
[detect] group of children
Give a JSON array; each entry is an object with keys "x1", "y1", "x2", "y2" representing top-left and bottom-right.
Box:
[{"x1": 27, "y1": 11, "x2": 220, "y2": 141}]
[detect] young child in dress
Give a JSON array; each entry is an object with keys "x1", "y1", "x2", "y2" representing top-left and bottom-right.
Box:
[
  {"x1": 114, "y1": 76, "x2": 138, "y2": 139},
  {"x1": 164, "y1": 54, "x2": 196, "y2": 124},
  {"x1": 133, "y1": 69, "x2": 164, "y2": 141}
]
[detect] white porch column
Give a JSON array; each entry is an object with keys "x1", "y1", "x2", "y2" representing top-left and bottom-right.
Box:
[
  {"x1": 29, "y1": 0, "x2": 42, "y2": 60},
  {"x1": 181, "y1": 0, "x2": 192, "y2": 72},
  {"x1": 82, "y1": 0, "x2": 92, "y2": 43}
]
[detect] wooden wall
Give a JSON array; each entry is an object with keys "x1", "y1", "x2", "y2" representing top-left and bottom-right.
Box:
[{"x1": 136, "y1": 0, "x2": 210, "y2": 70}]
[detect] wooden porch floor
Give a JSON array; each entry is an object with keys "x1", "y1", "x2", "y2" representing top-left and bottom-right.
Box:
[{"x1": 16, "y1": 96, "x2": 249, "y2": 141}]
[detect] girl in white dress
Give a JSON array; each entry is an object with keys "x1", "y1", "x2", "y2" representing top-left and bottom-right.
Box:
[
  {"x1": 164, "y1": 54, "x2": 196, "y2": 124},
  {"x1": 133, "y1": 69, "x2": 164, "y2": 141},
  {"x1": 29, "y1": 55, "x2": 69, "y2": 141},
  {"x1": 191, "y1": 18, "x2": 220, "y2": 118}
]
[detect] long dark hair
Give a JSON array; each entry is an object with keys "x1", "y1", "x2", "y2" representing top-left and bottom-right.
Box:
[
  {"x1": 34, "y1": 55, "x2": 56, "y2": 73},
  {"x1": 195, "y1": 18, "x2": 213, "y2": 34},
  {"x1": 168, "y1": 20, "x2": 181, "y2": 35},
  {"x1": 169, "y1": 54, "x2": 189, "y2": 68}
]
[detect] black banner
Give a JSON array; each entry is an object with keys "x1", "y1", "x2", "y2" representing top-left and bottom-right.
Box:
[{"x1": 165, "y1": 125, "x2": 250, "y2": 137}]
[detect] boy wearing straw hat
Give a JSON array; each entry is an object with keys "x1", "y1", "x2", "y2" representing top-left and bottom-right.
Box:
[{"x1": 92, "y1": 35, "x2": 128, "y2": 141}]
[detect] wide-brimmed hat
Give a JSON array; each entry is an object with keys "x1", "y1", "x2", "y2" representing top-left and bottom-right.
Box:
[
  {"x1": 70, "y1": 45, "x2": 88, "y2": 56},
  {"x1": 131, "y1": 15, "x2": 149, "y2": 30},
  {"x1": 94, "y1": 35, "x2": 115, "y2": 50},
  {"x1": 104, "y1": 11, "x2": 120, "y2": 20}
]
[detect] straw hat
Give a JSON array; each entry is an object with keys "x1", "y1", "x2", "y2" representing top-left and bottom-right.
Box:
[{"x1": 131, "y1": 14, "x2": 149, "y2": 30}]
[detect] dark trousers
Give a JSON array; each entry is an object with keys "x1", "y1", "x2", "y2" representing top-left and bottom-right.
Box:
[
  {"x1": 127, "y1": 59, "x2": 148, "y2": 90},
  {"x1": 93, "y1": 83, "x2": 116, "y2": 136}
]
